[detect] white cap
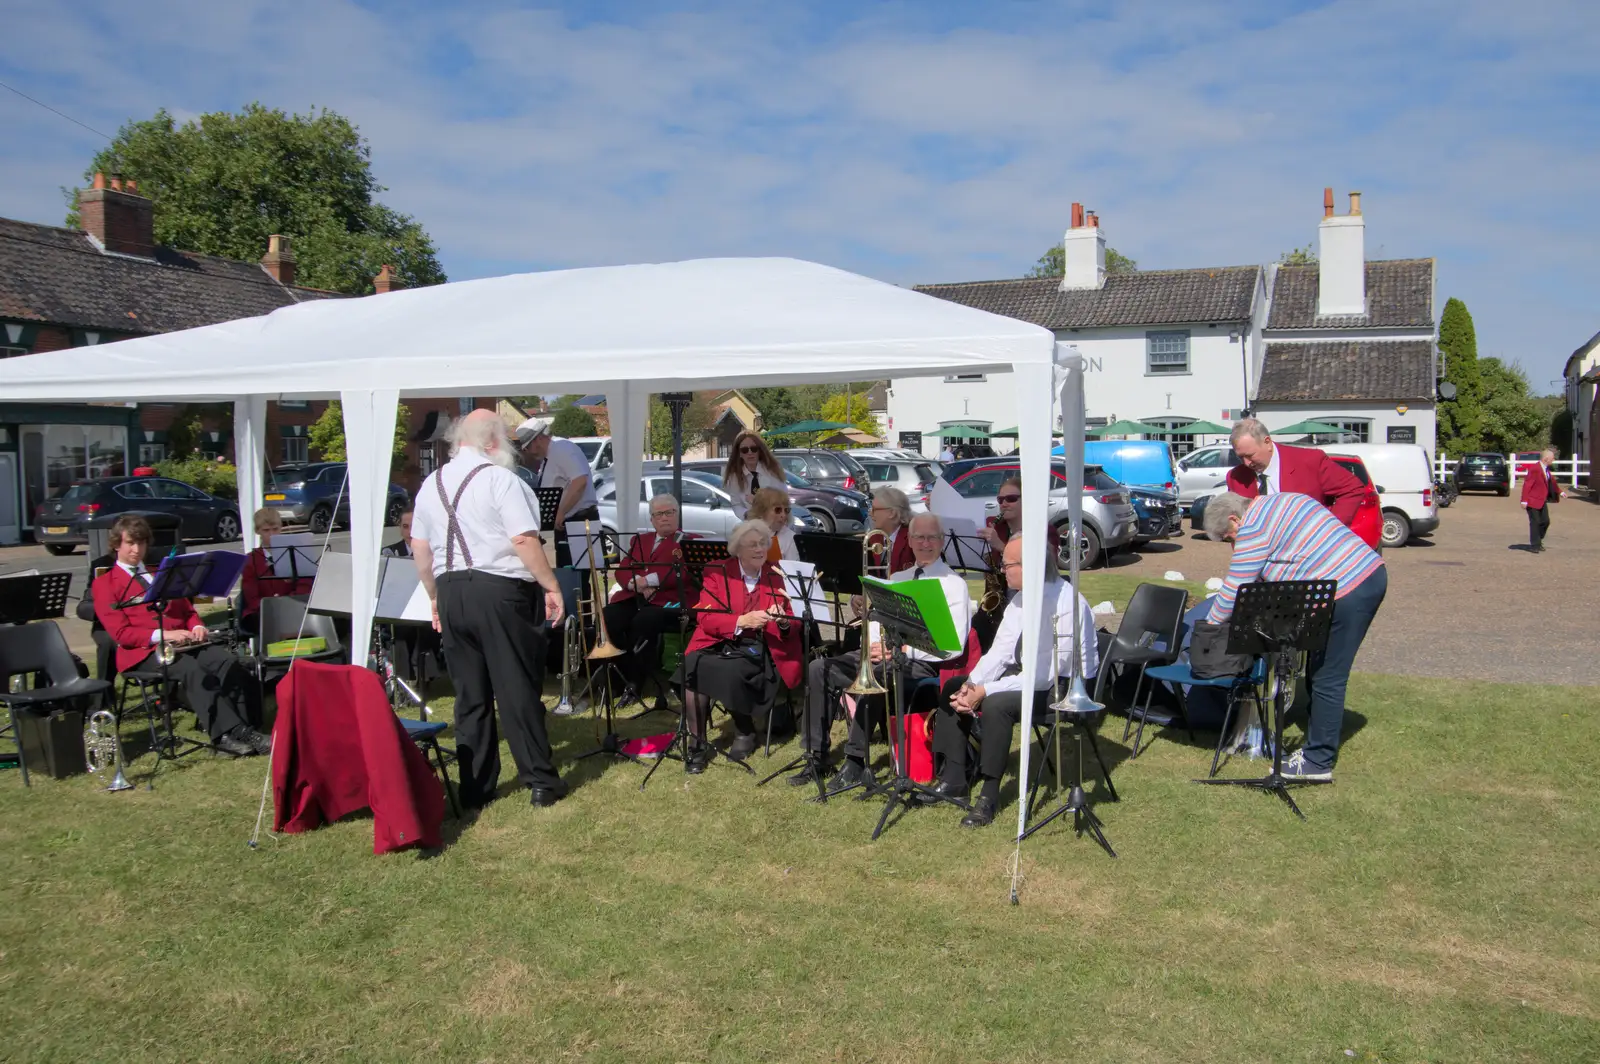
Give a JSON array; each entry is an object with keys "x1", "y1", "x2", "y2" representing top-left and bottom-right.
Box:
[{"x1": 515, "y1": 416, "x2": 554, "y2": 444}]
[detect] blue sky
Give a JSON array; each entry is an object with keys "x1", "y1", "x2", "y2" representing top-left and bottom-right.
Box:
[{"x1": 2, "y1": 0, "x2": 1596, "y2": 388}]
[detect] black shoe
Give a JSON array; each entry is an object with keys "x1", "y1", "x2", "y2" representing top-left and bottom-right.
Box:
[
  {"x1": 230, "y1": 725, "x2": 272, "y2": 756},
  {"x1": 728, "y1": 733, "x2": 758, "y2": 761},
  {"x1": 827, "y1": 758, "x2": 872, "y2": 791},
  {"x1": 685, "y1": 740, "x2": 714, "y2": 775},
  {"x1": 788, "y1": 758, "x2": 828, "y2": 787},
  {"x1": 529, "y1": 786, "x2": 565, "y2": 807},
  {"x1": 1536, "y1": 545, "x2": 1548, "y2": 553},
  {"x1": 215, "y1": 733, "x2": 255, "y2": 758},
  {"x1": 919, "y1": 779, "x2": 970, "y2": 806},
  {"x1": 961, "y1": 795, "x2": 996, "y2": 828},
  {"x1": 614, "y1": 686, "x2": 642, "y2": 710}
]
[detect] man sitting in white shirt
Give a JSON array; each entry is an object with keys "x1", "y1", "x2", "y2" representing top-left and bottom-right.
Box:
[
  {"x1": 930, "y1": 535, "x2": 1097, "y2": 826},
  {"x1": 803, "y1": 513, "x2": 973, "y2": 791}
]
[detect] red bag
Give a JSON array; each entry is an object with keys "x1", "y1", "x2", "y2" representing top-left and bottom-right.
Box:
[{"x1": 896, "y1": 712, "x2": 934, "y2": 784}]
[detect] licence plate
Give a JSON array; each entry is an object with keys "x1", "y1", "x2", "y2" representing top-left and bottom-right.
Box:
[
  {"x1": 44, "y1": 526, "x2": 68, "y2": 534},
  {"x1": 264, "y1": 493, "x2": 286, "y2": 501}
]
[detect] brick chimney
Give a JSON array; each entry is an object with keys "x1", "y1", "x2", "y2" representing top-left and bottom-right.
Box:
[
  {"x1": 1060, "y1": 201, "x2": 1106, "y2": 291},
  {"x1": 261, "y1": 234, "x2": 296, "y2": 285},
  {"x1": 1317, "y1": 187, "x2": 1366, "y2": 317},
  {"x1": 78, "y1": 171, "x2": 155, "y2": 257},
  {"x1": 373, "y1": 264, "x2": 403, "y2": 294}
]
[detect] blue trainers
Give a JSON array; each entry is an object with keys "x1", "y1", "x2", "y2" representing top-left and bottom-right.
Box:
[{"x1": 1280, "y1": 749, "x2": 1332, "y2": 781}]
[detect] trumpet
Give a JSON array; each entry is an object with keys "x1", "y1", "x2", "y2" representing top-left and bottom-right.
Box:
[{"x1": 846, "y1": 528, "x2": 890, "y2": 696}]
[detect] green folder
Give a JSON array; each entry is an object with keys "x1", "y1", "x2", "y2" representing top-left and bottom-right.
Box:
[
  {"x1": 265, "y1": 636, "x2": 327, "y2": 659},
  {"x1": 860, "y1": 576, "x2": 963, "y2": 655}
]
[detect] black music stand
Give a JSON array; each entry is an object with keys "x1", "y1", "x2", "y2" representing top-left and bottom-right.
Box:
[
  {"x1": 533, "y1": 487, "x2": 564, "y2": 531},
  {"x1": 0, "y1": 572, "x2": 71, "y2": 625},
  {"x1": 571, "y1": 525, "x2": 638, "y2": 765},
  {"x1": 1194, "y1": 580, "x2": 1336, "y2": 820},
  {"x1": 639, "y1": 538, "x2": 736, "y2": 789},
  {"x1": 853, "y1": 582, "x2": 967, "y2": 841},
  {"x1": 756, "y1": 561, "x2": 829, "y2": 798}
]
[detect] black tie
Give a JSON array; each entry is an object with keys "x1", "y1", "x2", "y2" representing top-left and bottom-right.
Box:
[
  {"x1": 913, "y1": 567, "x2": 924, "y2": 579},
  {"x1": 1257, "y1": 473, "x2": 1269, "y2": 496},
  {"x1": 750, "y1": 471, "x2": 759, "y2": 492}
]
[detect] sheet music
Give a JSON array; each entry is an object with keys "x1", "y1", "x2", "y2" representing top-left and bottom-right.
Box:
[
  {"x1": 777, "y1": 559, "x2": 832, "y2": 622},
  {"x1": 928, "y1": 478, "x2": 989, "y2": 528},
  {"x1": 565, "y1": 522, "x2": 607, "y2": 570},
  {"x1": 307, "y1": 550, "x2": 353, "y2": 617},
  {"x1": 268, "y1": 532, "x2": 322, "y2": 578},
  {"x1": 374, "y1": 556, "x2": 432, "y2": 623}
]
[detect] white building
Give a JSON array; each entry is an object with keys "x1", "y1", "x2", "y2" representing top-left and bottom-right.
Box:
[
  {"x1": 890, "y1": 192, "x2": 1438, "y2": 457},
  {"x1": 1562, "y1": 330, "x2": 1600, "y2": 467}
]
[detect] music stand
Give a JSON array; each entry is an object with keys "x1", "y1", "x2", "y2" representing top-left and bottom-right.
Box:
[
  {"x1": 0, "y1": 572, "x2": 71, "y2": 625},
  {"x1": 571, "y1": 525, "x2": 637, "y2": 765},
  {"x1": 533, "y1": 487, "x2": 565, "y2": 532},
  {"x1": 794, "y1": 531, "x2": 864, "y2": 656},
  {"x1": 853, "y1": 577, "x2": 967, "y2": 840},
  {"x1": 756, "y1": 560, "x2": 830, "y2": 797},
  {"x1": 1194, "y1": 580, "x2": 1337, "y2": 820}
]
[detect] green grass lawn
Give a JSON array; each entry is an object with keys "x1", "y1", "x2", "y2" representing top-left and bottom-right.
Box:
[{"x1": 3, "y1": 665, "x2": 1597, "y2": 1061}]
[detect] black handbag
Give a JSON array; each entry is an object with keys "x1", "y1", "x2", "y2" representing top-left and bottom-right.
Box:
[{"x1": 1189, "y1": 622, "x2": 1252, "y2": 679}]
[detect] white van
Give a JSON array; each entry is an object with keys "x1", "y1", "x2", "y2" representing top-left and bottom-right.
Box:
[
  {"x1": 1319, "y1": 443, "x2": 1439, "y2": 548},
  {"x1": 567, "y1": 436, "x2": 612, "y2": 472}
]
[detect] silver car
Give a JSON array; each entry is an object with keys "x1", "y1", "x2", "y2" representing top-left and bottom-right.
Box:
[
  {"x1": 940, "y1": 460, "x2": 1138, "y2": 569},
  {"x1": 856, "y1": 457, "x2": 940, "y2": 513},
  {"x1": 592, "y1": 472, "x2": 815, "y2": 536},
  {"x1": 1173, "y1": 444, "x2": 1238, "y2": 507}
]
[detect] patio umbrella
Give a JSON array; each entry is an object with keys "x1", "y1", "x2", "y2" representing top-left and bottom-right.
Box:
[
  {"x1": 1145, "y1": 419, "x2": 1232, "y2": 435},
  {"x1": 1087, "y1": 419, "x2": 1155, "y2": 436},
  {"x1": 816, "y1": 428, "x2": 884, "y2": 446},
  {"x1": 764, "y1": 419, "x2": 850, "y2": 435},
  {"x1": 926, "y1": 424, "x2": 993, "y2": 438},
  {"x1": 1272, "y1": 419, "x2": 1342, "y2": 436}
]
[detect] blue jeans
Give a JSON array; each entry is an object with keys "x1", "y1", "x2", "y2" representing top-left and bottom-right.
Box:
[{"x1": 1302, "y1": 566, "x2": 1387, "y2": 771}]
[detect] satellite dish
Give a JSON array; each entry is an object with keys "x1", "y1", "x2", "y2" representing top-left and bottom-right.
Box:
[{"x1": 1438, "y1": 381, "x2": 1458, "y2": 400}]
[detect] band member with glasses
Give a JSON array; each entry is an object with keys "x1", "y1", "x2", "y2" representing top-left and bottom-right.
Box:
[
  {"x1": 931, "y1": 535, "x2": 1096, "y2": 825},
  {"x1": 92, "y1": 514, "x2": 269, "y2": 758},
  {"x1": 681, "y1": 519, "x2": 801, "y2": 772},
  {"x1": 722, "y1": 432, "x2": 788, "y2": 519},
  {"x1": 239, "y1": 506, "x2": 315, "y2": 638},
  {"x1": 793, "y1": 513, "x2": 972, "y2": 788},
  {"x1": 748, "y1": 487, "x2": 799, "y2": 561},
  {"x1": 973, "y1": 475, "x2": 1061, "y2": 651},
  {"x1": 605, "y1": 493, "x2": 696, "y2": 708},
  {"x1": 870, "y1": 487, "x2": 917, "y2": 573}
]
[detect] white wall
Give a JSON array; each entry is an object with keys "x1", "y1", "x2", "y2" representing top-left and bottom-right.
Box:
[
  {"x1": 887, "y1": 324, "x2": 1251, "y2": 457},
  {"x1": 1252, "y1": 401, "x2": 1437, "y2": 456}
]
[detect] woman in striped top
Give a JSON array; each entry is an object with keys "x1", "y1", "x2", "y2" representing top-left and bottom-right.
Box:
[{"x1": 1202, "y1": 491, "x2": 1387, "y2": 781}]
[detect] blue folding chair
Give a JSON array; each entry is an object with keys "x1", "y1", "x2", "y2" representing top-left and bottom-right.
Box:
[
  {"x1": 398, "y1": 716, "x2": 460, "y2": 818},
  {"x1": 1143, "y1": 657, "x2": 1268, "y2": 777}
]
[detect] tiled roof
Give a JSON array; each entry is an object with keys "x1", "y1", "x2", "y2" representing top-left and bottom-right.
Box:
[
  {"x1": 915, "y1": 265, "x2": 1259, "y2": 329},
  {"x1": 1266, "y1": 259, "x2": 1434, "y2": 330},
  {"x1": 0, "y1": 216, "x2": 338, "y2": 335},
  {"x1": 1256, "y1": 341, "x2": 1435, "y2": 403}
]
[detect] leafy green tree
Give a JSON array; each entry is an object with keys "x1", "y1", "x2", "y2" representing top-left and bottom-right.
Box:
[
  {"x1": 818, "y1": 391, "x2": 883, "y2": 439},
  {"x1": 1027, "y1": 244, "x2": 1136, "y2": 278},
  {"x1": 70, "y1": 104, "x2": 445, "y2": 294},
  {"x1": 646, "y1": 394, "x2": 716, "y2": 456},
  {"x1": 1476, "y1": 359, "x2": 1548, "y2": 454},
  {"x1": 1278, "y1": 245, "x2": 1318, "y2": 265},
  {"x1": 308, "y1": 400, "x2": 412, "y2": 463},
  {"x1": 154, "y1": 457, "x2": 237, "y2": 499},
  {"x1": 1437, "y1": 297, "x2": 1484, "y2": 455},
  {"x1": 741, "y1": 385, "x2": 834, "y2": 432},
  {"x1": 551, "y1": 405, "x2": 598, "y2": 438}
]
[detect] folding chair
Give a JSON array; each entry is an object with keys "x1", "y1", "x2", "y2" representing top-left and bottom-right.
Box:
[
  {"x1": 0, "y1": 623, "x2": 111, "y2": 787},
  {"x1": 1143, "y1": 657, "x2": 1269, "y2": 777},
  {"x1": 1092, "y1": 584, "x2": 1189, "y2": 757},
  {"x1": 256, "y1": 596, "x2": 345, "y2": 687}
]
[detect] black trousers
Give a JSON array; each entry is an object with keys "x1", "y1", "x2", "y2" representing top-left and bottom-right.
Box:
[
  {"x1": 130, "y1": 644, "x2": 259, "y2": 741},
  {"x1": 1527, "y1": 504, "x2": 1549, "y2": 549},
  {"x1": 930, "y1": 678, "x2": 1052, "y2": 785},
  {"x1": 802, "y1": 651, "x2": 936, "y2": 760},
  {"x1": 436, "y1": 570, "x2": 556, "y2": 805},
  {"x1": 390, "y1": 624, "x2": 443, "y2": 684},
  {"x1": 601, "y1": 596, "x2": 683, "y2": 687}
]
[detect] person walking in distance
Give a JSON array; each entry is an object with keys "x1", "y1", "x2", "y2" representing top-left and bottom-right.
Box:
[
  {"x1": 1520, "y1": 448, "x2": 1562, "y2": 553},
  {"x1": 411, "y1": 410, "x2": 569, "y2": 809}
]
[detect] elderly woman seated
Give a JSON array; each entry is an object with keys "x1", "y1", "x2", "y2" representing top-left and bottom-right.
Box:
[
  {"x1": 680, "y1": 519, "x2": 802, "y2": 772},
  {"x1": 748, "y1": 487, "x2": 799, "y2": 562}
]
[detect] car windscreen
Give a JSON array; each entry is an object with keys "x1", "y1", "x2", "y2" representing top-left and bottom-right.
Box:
[
  {"x1": 576, "y1": 441, "x2": 603, "y2": 461},
  {"x1": 59, "y1": 483, "x2": 99, "y2": 503},
  {"x1": 1461, "y1": 456, "x2": 1503, "y2": 467},
  {"x1": 1330, "y1": 458, "x2": 1371, "y2": 485}
]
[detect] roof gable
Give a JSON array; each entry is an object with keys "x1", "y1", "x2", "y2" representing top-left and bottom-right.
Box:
[
  {"x1": 0, "y1": 216, "x2": 339, "y2": 335},
  {"x1": 1257, "y1": 340, "x2": 1434, "y2": 403},
  {"x1": 1267, "y1": 259, "x2": 1434, "y2": 330},
  {"x1": 915, "y1": 265, "x2": 1259, "y2": 330}
]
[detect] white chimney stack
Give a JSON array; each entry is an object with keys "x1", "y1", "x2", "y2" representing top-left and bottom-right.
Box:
[
  {"x1": 1317, "y1": 187, "x2": 1366, "y2": 317},
  {"x1": 1060, "y1": 201, "x2": 1106, "y2": 291}
]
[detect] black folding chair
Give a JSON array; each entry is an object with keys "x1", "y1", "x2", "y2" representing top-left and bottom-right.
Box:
[
  {"x1": 256, "y1": 595, "x2": 346, "y2": 687},
  {"x1": 1093, "y1": 584, "x2": 1191, "y2": 757},
  {"x1": 0, "y1": 623, "x2": 111, "y2": 787}
]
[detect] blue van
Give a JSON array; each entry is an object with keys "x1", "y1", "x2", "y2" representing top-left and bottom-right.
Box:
[{"x1": 1052, "y1": 440, "x2": 1178, "y2": 493}]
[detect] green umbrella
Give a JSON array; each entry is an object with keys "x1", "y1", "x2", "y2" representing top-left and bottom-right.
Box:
[
  {"x1": 1087, "y1": 419, "x2": 1155, "y2": 436},
  {"x1": 763, "y1": 419, "x2": 850, "y2": 435},
  {"x1": 1272, "y1": 419, "x2": 1343, "y2": 436},
  {"x1": 1144, "y1": 419, "x2": 1232, "y2": 435},
  {"x1": 926, "y1": 424, "x2": 992, "y2": 439}
]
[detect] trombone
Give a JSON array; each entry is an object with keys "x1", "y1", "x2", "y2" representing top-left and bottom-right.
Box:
[{"x1": 846, "y1": 528, "x2": 891, "y2": 696}]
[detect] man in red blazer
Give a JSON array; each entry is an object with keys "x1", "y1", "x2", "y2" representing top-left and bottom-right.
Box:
[
  {"x1": 92, "y1": 514, "x2": 267, "y2": 757},
  {"x1": 604, "y1": 493, "x2": 698, "y2": 706},
  {"x1": 1224, "y1": 418, "x2": 1366, "y2": 526},
  {"x1": 1519, "y1": 448, "x2": 1562, "y2": 552}
]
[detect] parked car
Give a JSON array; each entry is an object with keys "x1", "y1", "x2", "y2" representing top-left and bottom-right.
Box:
[
  {"x1": 773, "y1": 448, "x2": 871, "y2": 494},
  {"x1": 1190, "y1": 453, "x2": 1384, "y2": 551},
  {"x1": 1127, "y1": 486, "x2": 1182, "y2": 544},
  {"x1": 1453, "y1": 452, "x2": 1510, "y2": 496},
  {"x1": 1074, "y1": 439, "x2": 1179, "y2": 494},
  {"x1": 33, "y1": 474, "x2": 242, "y2": 555},
  {"x1": 848, "y1": 447, "x2": 944, "y2": 474},
  {"x1": 856, "y1": 457, "x2": 940, "y2": 512},
  {"x1": 266, "y1": 463, "x2": 410, "y2": 534},
  {"x1": 938, "y1": 457, "x2": 1138, "y2": 569},
  {"x1": 1318, "y1": 443, "x2": 1438, "y2": 548},
  {"x1": 568, "y1": 436, "x2": 612, "y2": 472},
  {"x1": 1172, "y1": 444, "x2": 1239, "y2": 508},
  {"x1": 674, "y1": 460, "x2": 869, "y2": 532},
  {"x1": 593, "y1": 471, "x2": 814, "y2": 536}
]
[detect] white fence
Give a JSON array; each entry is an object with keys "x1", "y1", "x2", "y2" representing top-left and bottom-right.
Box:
[{"x1": 1435, "y1": 454, "x2": 1590, "y2": 488}]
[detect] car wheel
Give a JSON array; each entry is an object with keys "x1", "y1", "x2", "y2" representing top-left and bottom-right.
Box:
[
  {"x1": 386, "y1": 498, "x2": 404, "y2": 527},
  {"x1": 309, "y1": 506, "x2": 333, "y2": 536},
  {"x1": 1379, "y1": 510, "x2": 1409, "y2": 549},
  {"x1": 808, "y1": 507, "x2": 836, "y2": 533},
  {"x1": 45, "y1": 543, "x2": 76, "y2": 556},
  {"x1": 1497, "y1": 487, "x2": 1509, "y2": 497},
  {"x1": 1054, "y1": 522, "x2": 1101, "y2": 570},
  {"x1": 213, "y1": 511, "x2": 241, "y2": 543}
]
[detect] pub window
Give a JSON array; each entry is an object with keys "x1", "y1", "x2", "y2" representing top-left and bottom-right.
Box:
[
  {"x1": 1145, "y1": 331, "x2": 1190, "y2": 375},
  {"x1": 138, "y1": 443, "x2": 166, "y2": 465},
  {"x1": 283, "y1": 436, "x2": 309, "y2": 464}
]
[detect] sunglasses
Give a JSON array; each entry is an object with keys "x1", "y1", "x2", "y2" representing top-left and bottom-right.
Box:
[
  {"x1": 996, "y1": 493, "x2": 1021, "y2": 504},
  {"x1": 739, "y1": 445, "x2": 762, "y2": 454},
  {"x1": 769, "y1": 506, "x2": 791, "y2": 513}
]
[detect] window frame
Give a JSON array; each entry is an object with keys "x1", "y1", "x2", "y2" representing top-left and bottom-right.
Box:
[
  {"x1": 283, "y1": 436, "x2": 309, "y2": 465},
  {"x1": 1145, "y1": 330, "x2": 1191, "y2": 376}
]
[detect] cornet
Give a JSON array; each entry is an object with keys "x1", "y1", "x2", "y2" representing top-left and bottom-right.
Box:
[
  {"x1": 551, "y1": 614, "x2": 579, "y2": 715},
  {"x1": 83, "y1": 709, "x2": 134, "y2": 792},
  {"x1": 846, "y1": 528, "x2": 890, "y2": 696}
]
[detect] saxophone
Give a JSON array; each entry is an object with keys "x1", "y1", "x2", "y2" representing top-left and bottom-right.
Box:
[{"x1": 980, "y1": 516, "x2": 1006, "y2": 614}]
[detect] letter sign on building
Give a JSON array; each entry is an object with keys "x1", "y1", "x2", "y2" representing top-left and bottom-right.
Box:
[{"x1": 1387, "y1": 425, "x2": 1416, "y2": 444}]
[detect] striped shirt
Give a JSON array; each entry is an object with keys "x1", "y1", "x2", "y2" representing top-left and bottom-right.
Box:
[{"x1": 1206, "y1": 492, "x2": 1384, "y2": 624}]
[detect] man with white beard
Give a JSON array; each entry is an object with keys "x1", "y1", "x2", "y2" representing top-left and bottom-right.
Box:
[{"x1": 411, "y1": 409, "x2": 570, "y2": 809}]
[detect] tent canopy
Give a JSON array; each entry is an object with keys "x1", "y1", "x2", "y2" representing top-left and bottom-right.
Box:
[
  {"x1": 815, "y1": 428, "x2": 883, "y2": 447},
  {"x1": 1144, "y1": 419, "x2": 1232, "y2": 435}
]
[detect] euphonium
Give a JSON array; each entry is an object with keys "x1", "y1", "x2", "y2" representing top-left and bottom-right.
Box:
[
  {"x1": 846, "y1": 528, "x2": 890, "y2": 696},
  {"x1": 83, "y1": 709, "x2": 134, "y2": 792}
]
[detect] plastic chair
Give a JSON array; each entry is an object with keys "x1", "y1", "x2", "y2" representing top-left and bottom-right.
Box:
[
  {"x1": 0, "y1": 622, "x2": 112, "y2": 787},
  {"x1": 1092, "y1": 584, "x2": 1189, "y2": 754},
  {"x1": 257, "y1": 596, "x2": 345, "y2": 687},
  {"x1": 1143, "y1": 657, "x2": 1268, "y2": 777}
]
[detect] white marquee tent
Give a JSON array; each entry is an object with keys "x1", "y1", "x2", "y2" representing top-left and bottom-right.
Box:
[{"x1": 0, "y1": 256, "x2": 1089, "y2": 843}]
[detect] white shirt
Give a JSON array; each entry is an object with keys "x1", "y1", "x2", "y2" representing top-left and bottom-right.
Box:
[
  {"x1": 969, "y1": 580, "x2": 1098, "y2": 694},
  {"x1": 1260, "y1": 445, "x2": 1282, "y2": 496},
  {"x1": 724, "y1": 464, "x2": 789, "y2": 519},
  {"x1": 412, "y1": 447, "x2": 542, "y2": 581},
  {"x1": 539, "y1": 437, "x2": 599, "y2": 511},
  {"x1": 867, "y1": 559, "x2": 973, "y2": 664},
  {"x1": 773, "y1": 526, "x2": 798, "y2": 561}
]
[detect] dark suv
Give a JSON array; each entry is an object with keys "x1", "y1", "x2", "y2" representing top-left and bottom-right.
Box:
[
  {"x1": 266, "y1": 463, "x2": 410, "y2": 533},
  {"x1": 1454, "y1": 453, "x2": 1510, "y2": 496},
  {"x1": 33, "y1": 476, "x2": 242, "y2": 555},
  {"x1": 773, "y1": 449, "x2": 872, "y2": 494}
]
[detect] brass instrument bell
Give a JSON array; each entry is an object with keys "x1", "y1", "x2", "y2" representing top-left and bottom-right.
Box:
[{"x1": 846, "y1": 528, "x2": 890, "y2": 696}]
